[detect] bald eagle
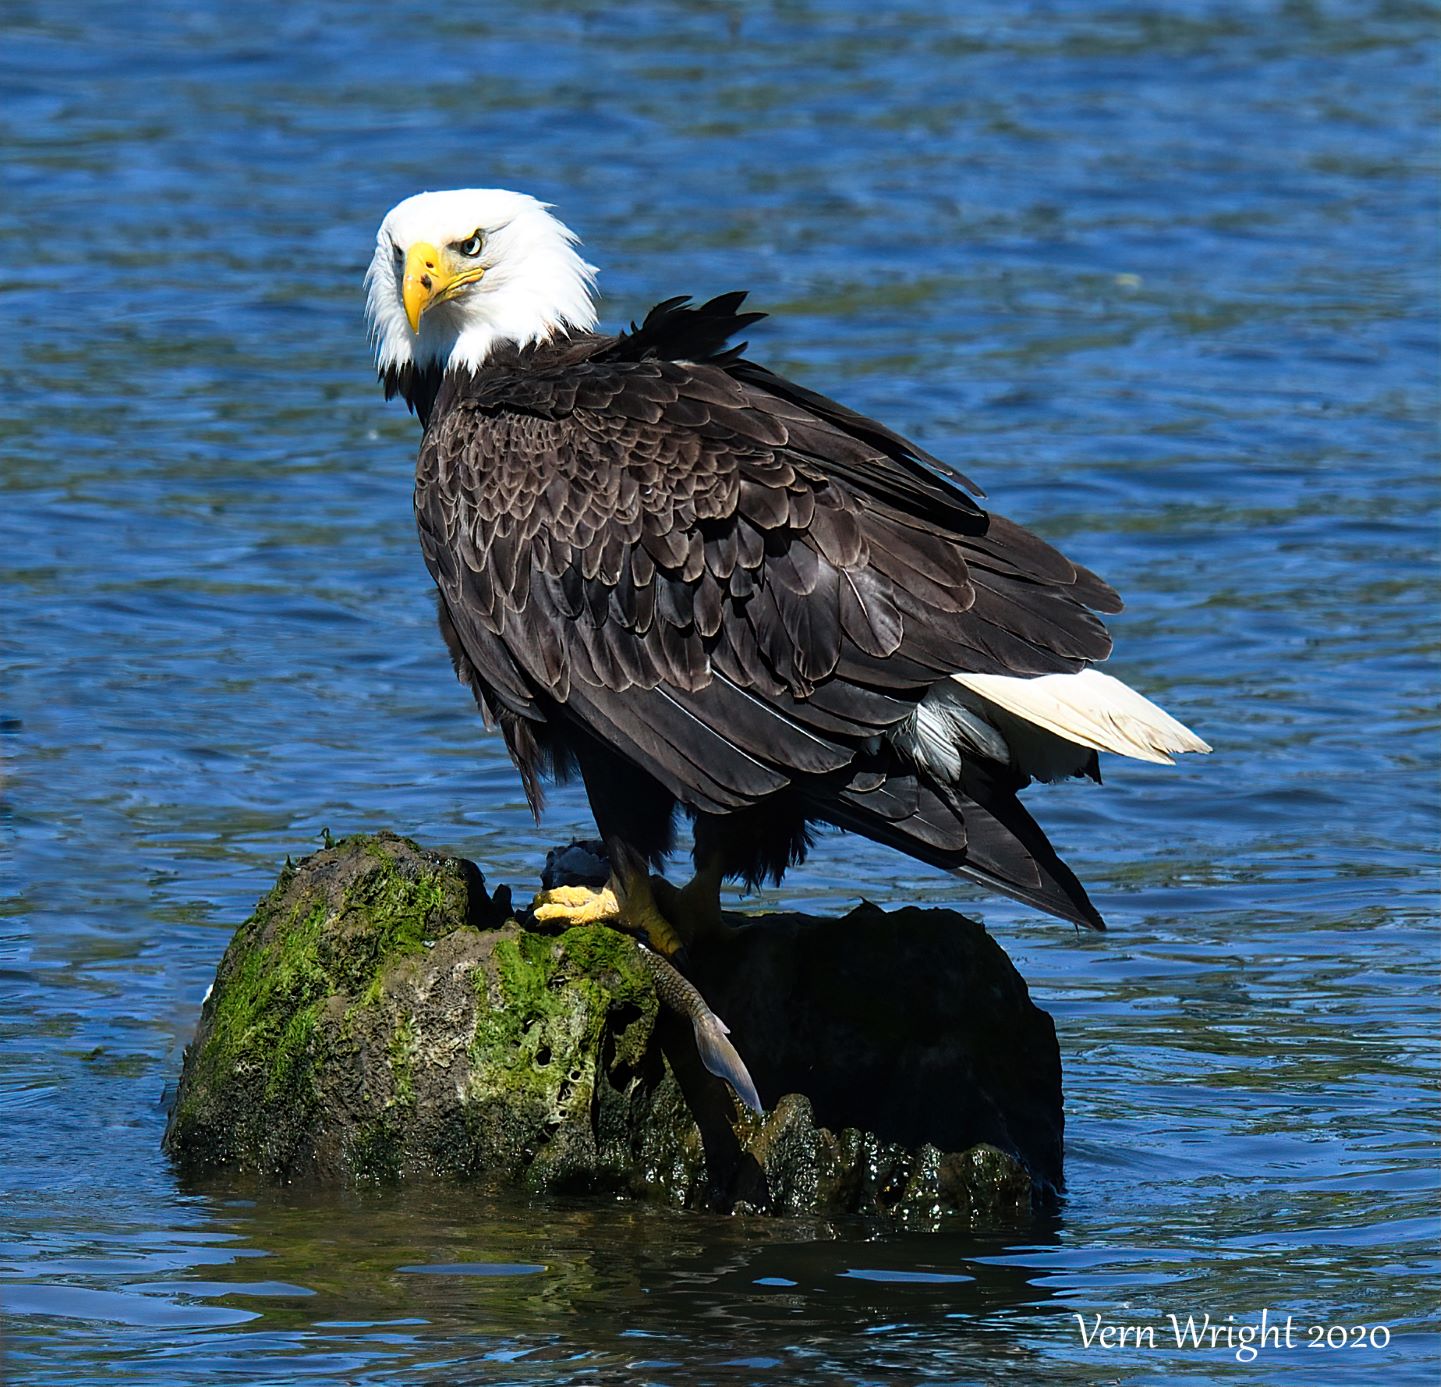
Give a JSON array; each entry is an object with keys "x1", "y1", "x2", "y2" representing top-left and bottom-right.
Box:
[{"x1": 365, "y1": 189, "x2": 1208, "y2": 954}]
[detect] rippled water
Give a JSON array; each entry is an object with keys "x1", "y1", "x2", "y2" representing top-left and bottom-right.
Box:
[{"x1": 3, "y1": 2, "x2": 1438, "y2": 1382}]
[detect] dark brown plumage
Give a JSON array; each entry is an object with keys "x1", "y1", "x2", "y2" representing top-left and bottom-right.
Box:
[{"x1": 398, "y1": 293, "x2": 1123, "y2": 928}]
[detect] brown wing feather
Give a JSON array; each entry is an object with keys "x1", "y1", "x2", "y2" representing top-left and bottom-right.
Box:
[{"x1": 414, "y1": 337, "x2": 1119, "y2": 814}]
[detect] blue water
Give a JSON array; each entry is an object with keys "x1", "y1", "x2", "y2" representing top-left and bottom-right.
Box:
[{"x1": 2, "y1": 2, "x2": 1437, "y2": 1383}]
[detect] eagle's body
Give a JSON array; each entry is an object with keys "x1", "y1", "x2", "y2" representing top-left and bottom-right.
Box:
[{"x1": 366, "y1": 189, "x2": 1208, "y2": 941}]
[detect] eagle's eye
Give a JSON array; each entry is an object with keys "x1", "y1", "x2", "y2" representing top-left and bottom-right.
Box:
[
  {"x1": 458, "y1": 231, "x2": 484, "y2": 258},
  {"x1": 391, "y1": 242, "x2": 403, "y2": 263}
]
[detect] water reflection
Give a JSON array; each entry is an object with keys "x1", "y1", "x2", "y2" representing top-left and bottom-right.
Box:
[{"x1": 44, "y1": 1183, "x2": 1077, "y2": 1383}]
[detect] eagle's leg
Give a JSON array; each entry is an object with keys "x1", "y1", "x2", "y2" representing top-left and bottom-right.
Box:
[
  {"x1": 525, "y1": 743, "x2": 693, "y2": 955},
  {"x1": 651, "y1": 853, "x2": 727, "y2": 948},
  {"x1": 607, "y1": 862, "x2": 688, "y2": 959}
]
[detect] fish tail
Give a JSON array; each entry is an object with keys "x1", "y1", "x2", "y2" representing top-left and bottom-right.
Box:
[{"x1": 691, "y1": 1012, "x2": 763, "y2": 1115}]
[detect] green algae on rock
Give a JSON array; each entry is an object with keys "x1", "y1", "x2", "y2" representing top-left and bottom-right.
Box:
[{"x1": 165, "y1": 833, "x2": 1063, "y2": 1220}]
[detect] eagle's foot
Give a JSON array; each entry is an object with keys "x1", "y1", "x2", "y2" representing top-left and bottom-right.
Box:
[
  {"x1": 529, "y1": 878, "x2": 686, "y2": 959},
  {"x1": 529, "y1": 884, "x2": 621, "y2": 929}
]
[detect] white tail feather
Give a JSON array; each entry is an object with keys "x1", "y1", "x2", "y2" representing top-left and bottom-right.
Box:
[{"x1": 948, "y1": 669, "x2": 1211, "y2": 766}]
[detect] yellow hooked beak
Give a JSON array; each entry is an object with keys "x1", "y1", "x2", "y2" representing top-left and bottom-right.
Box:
[{"x1": 402, "y1": 241, "x2": 485, "y2": 333}]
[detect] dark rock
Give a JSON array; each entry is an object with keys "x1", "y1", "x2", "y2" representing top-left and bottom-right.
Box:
[
  {"x1": 540, "y1": 839, "x2": 610, "y2": 890},
  {"x1": 165, "y1": 832, "x2": 1063, "y2": 1221}
]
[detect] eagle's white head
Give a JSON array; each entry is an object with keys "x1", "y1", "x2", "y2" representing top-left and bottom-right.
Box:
[{"x1": 365, "y1": 189, "x2": 599, "y2": 378}]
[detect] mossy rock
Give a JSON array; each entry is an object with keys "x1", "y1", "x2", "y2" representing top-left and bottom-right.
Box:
[{"x1": 165, "y1": 833, "x2": 1062, "y2": 1221}]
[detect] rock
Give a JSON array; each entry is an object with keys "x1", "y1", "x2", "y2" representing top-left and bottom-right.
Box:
[{"x1": 165, "y1": 832, "x2": 1063, "y2": 1221}]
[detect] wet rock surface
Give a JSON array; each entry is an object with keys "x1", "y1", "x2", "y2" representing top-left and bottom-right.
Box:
[{"x1": 165, "y1": 832, "x2": 1064, "y2": 1221}]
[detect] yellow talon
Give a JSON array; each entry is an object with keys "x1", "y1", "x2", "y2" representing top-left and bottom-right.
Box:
[
  {"x1": 529, "y1": 884, "x2": 621, "y2": 928},
  {"x1": 528, "y1": 873, "x2": 689, "y2": 959}
]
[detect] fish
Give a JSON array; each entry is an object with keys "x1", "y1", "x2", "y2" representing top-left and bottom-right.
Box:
[{"x1": 637, "y1": 943, "x2": 763, "y2": 1114}]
